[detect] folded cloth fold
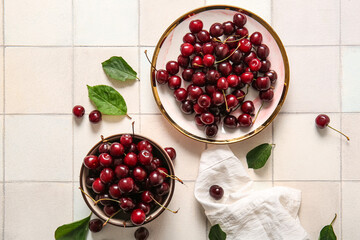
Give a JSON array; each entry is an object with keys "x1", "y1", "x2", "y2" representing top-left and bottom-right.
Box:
[{"x1": 194, "y1": 145, "x2": 309, "y2": 240}]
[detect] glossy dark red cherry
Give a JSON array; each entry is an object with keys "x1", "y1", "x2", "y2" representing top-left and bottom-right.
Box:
[
  {"x1": 232, "y1": 89, "x2": 245, "y2": 103},
  {"x1": 182, "y1": 68, "x2": 194, "y2": 82},
  {"x1": 249, "y1": 58, "x2": 262, "y2": 72},
  {"x1": 256, "y1": 77, "x2": 271, "y2": 91},
  {"x1": 198, "y1": 94, "x2": 212, "y2": 108},
  {"x1": 192, "y1": 72, "x2": 206, "y2": 86},
  {"x1": 164, "y1": 147, "x2": 176, "y2": 160},
  {"x1": 109, "y1": 184, "x2": 122, "y2": 199},
  {"x1": 259, "y1": 89, "x2": 274, "y2": 101},
  {"x1": 224, "y1": 115, "x2": 238, "y2": 128},
  {"x1": 177, "y1": 55, "x2": 189, "y2": 68},
  {"x1": 100, "y1": 168, "x2": 114, "y2": 183},
  {"x1": 99, "y1": 153, "x2": 113, "y2": 167},
  {"x1": 89, "y1": 110, "x2": 102, "y2": 123},
  {"x1": 225, "y1": 94, "x2": 239, "y2": 109},
  {"x1": 217, "y1": 77, "x2": 228, "y2": 90},
  {"x1": 133, "y1": 166, "x2": 147, "y2": 182},
  {"x1": 236, "y1": 27, "x2": 248, "y2": 37},
  {"x1": 72, "y1": 105, "x2": 85, "y2": 118},
  {"x1": 192, "y1": 55, "x2": 203, "y2": 68},
  {"x1": 119, "y1": 197, "x2": 135, "y2": 211},
  {"x1": 92, "y1": 178, "x2": 105, "y2": 194},
  {"x1": 168, "y1": 75, "x2": 181, "y2": 90},
  {"x1": 84, "y1": 155, "x2": 99, "y2": 169},
  {"x1": 134, "y1": 227, "x2": 149, "y2": 240},
  {"x1": 233, "y1": 13, "x2": 247, "y2": 28},
  {"x1": 205, "y1": 124, "x2": 218, "y2": 138},
  {"x1": 181, "y1": 100, "x2": 194, "y2": 115},
  {"x1": 203, "y1": 54, "x2": 215, "y2": 67},
  {"x1": 166, "y1": 61, "x2": 179, "y2": 75},
  {"x1": 187, "y1": 85, "x2": 203, "y2": 101},
  {"x1": 202, "y1": 42, "x2": 214, "y2": 54},
  {"x1": 257, "y1": 44, "x2": 270, "y2": 60},
  {"x1": 265, "y1": 70, "x2": 277, "y2": 84},
  {"x1": 131, "y1": 209, "x2": 146, "y2": 225},
  {"x1": 210, "y1": 23, "x2": 224, "y2": 37},
  {"x1": 89, "y1": 219, "x2": 103, "y2": 233},
  {"x1": 241, "y1": 101, "x2": 255, "y2": 115},
  {"x1": 201, "y1": 112, "x2": 215, "y2": 125},
  {"x1": 205, "y1": 69, "x2": 221, "y2": 84},
  {"x1": 124, "y1": 152, "x2": 138, "y2": 168},
  {"x1": 239, "y1": 39, "x2": 252, "y2": 53},
  {"x1": 155, "y1": 69, "x2": 169, "y2": 84},
  {"x1": 139, "y1": 150, "x2": 153, "y2": 166},
  {"x1": 141, "y1": 190, "x2": 154, "y2": 203},
  {"x1": 222, "y1": 21, "x2": 235, "y2": 35},
  {"x1": 189, "y1": 19, "x2": 203, "y2": 33},
  {"x1": 149, "y1": 171, "x2": 164, "y2": 187},
  {"x1": 212, "y1": 91, "x2": 225, "y2": 106},
  {"x1": 110, "y1": 142, "x2": 125, "y2": 157},
  {"x1": 197, "y1": 30, "x2": 211, "y2": 43},
  {"x1": 103, "y1": 204, "x2": 119, "y2": 217},
  {"x1": 215, "y1": 43, "x2": 229, "y2": 59},
  {"x1": 137, "y1": 140, "x2": 152, "y2": 152},
  {"x1": 183, "y1": 33, "x2": 196, "y2": 44},
  {"x1": 250, "y1": 32, "x2": 263, "y2": 46},
  {"x1": 193, "y1": 103, "x2": 207, "y2": 114},
  {"x1": 174, "y1": 88, "x2": 188, "y2": 102},
  {"x1": 209, "y1": 185, "x2": 224, "y2": 200},
  {"x1": 115, "y1": 164, "x2": 129, "y2": 178},
  {"x1": 238, "y1": 114, "x2": 253, "y2": 127},
  {"x1": 120, "y1": 134, "x2": 133, "y2": 147},
  {"x1": 227, "y1": 75, "x2": 240, "y2": 88},
  {"x1": 217, "y1": 61, "x2": 232, "y2": 76},
  {"x1": 180, "y1": 43, "x2": 194, "y2": 57},
  {"x1": 156, "y1": 182, "x2": 170, "y2": 196},
  {"x1": 118, "y1": 177, "x2": 135, "y2": 193},
  {"x1": 315, "y1": 114, "x2": 330, "y2": 129},
  {"x1": 98, "y1": 142, "x2": 110, "y2": 154}
]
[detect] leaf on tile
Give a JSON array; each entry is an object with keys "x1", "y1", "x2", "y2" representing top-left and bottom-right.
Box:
[
  {"x1": 319, "y1": 214, "x2": 337, "y2": 240},
  {"x1": 87, "y1": 85, "x2": 128, "y2": 116},
  {"x1": 246, "y1": 143, "x2": 273, "y2": 169},
  {"x1": 55, "y1": 213, "x2": 91, "y2": 240},
  {"x1": 102, "y1": 56, "x2": 138, "y2": 81},
  {"x1": 209, "y1": 224, "x2": 226, "y2": 240}
]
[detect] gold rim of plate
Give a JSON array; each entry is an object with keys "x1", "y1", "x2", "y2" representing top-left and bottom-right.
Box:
[{"x1": 150, "y1": 5, "x2": 290, "y2": 144}]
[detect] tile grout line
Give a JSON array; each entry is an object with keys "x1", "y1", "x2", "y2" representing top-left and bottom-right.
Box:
[
  {"x1": 2, "y1": 0, "x2": 5, "y2": 238},
  {"x1": 339, "y1": 0, "x2": 343, "y2": 237},
  {"x1": 138, "y1": 0, "x2": 141, "y2": 134},
  {"x1": 71, "y1": 0, "x2": 75, "y2": 222}
]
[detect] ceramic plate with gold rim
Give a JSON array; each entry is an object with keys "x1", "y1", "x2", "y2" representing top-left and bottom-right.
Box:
[{"x1": 150, "y1": 5, "x2": 289, "y2": 144}]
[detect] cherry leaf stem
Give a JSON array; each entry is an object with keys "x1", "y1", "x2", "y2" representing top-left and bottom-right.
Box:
[
  {"x1": 330, "y1": 213, "x2": 337, "y2": 226},
  {"x1": 252, "y1": 101, "x2": 265, "y2": 124},
  {"x1": 126, "y1": 113, "x2": 132, "y2": 120},
  {"x1": 222, "y1": 90, "x2": 230, "y2": 112},
  {"x1": 79, "y1": 187, "x2": 96, "y2": 203},
  {"x1": 150, "y1": 195, "x2": 179, "y2": 214},
  {"x1": 103, "y1": 209, "x2": 122, "y2": 227},
  {"x1": 144, "y1": 50, "x2": 157, "y2": 71},
  {"x1": 327, "y1": 125, "x2": 350, "y2": 141}
]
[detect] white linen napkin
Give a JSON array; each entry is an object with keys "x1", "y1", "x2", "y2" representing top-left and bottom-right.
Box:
[{"x1": 194, "y1": 145, "x2": 309, "y2": 240}]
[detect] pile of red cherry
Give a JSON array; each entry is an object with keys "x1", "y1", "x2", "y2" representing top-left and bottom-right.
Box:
[
  {"x1": 155, "y1": 13, "x2": 277, "y2": 138},
  {"x1": 82, "y1": 134, "x2": 176, "y2": 232}
]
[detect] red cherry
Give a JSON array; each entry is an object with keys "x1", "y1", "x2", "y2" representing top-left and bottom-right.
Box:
[
  {"x1": 83, "y1": 155, "x2": 99, "y2": 169},
  {"x1": 99, "y1": 153, "x2": 113, "y2": 167},
  {"x1": 124, "y1": 152, "x2": 138, "y2": 168},
  {"x1": 92, "y1": 178, "x2": 105, "y2": 194},
  {"x1": 131, "y1": 209, "x2": 146, "y2": 225},
  {"x1": 203, "y1": 54, "x2": 215, "y2": 67},
  {"x1": 189, "y1": 19, "x2": 203, "y2": 33},
  {"x1": 115, "y1": 164, "x2": 129, "y2": 178},
  {"x1": 110, "y1": 142, "x2": 125, "y2": 157},
  {"x1": 180, "y1": 43, "x2": 194, "y2": 57},
  {"x1": 138, "y1": 150, "x2": 153, "y2": 166},
  {"x1": 118, "y1": 177, "x2": 135, "y2": 193},
  {"x1": 72, "y1": 105, "x2": 85, "y2": 118}
]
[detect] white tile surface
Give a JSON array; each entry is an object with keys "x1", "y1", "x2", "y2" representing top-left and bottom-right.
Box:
[
  {"x1": 5, "y1": 115, "x2": 72, "y2": 181},
  {"x1": 342, "y1": 46, "x2": 360, "y2": 112},
  {"x1": 5, "y1": 47, "x2": 72, "y2": 113},
  {"x1": 4, "y1": 0, "x2": 72, "y2": 45},
  {"x1": 342, "y1": 113, "x2": 360, "y2": 179},
  {"x1": 229, "y1": 125, "x2": 273, "y2": 180},
  {"x1": 0, "y1": 116, "x2": 3, "y2": 181},
  {"x1": 76, "y1": 182, "x2": 206, "y2": 240},
  {"x1": 0, "y1": 183, "x2": 3, "y2": 239},
  {"x1": 4, "y1": 183, "x2": 73, "y2": 240},
  {"x1": 74, "y1": 47, "x2": 139, "y2": 115},
  {"x1": 0, "y1": 47, "x2": 3, "y2": 113},
  {"x1": 141, "y1": 115, "x2": 205, "y2": 180},
  {"x1": 341, "y1": 0, "x2": 360, "y2": 45},
  {"x1": 283, "y1": 47, "x2": 340, "y2": 112},
  {"x1": 140, "y1": 47, "x2": 160, "y2": 114},
  {"x1": 140, "y1": 0, "x2": 205, "y2": 46},
  {"x1": 74, "y1": 0, "x2": 138, "y2": 46},
  {"x1": 206, "y1": 0, "x2": 271, "y2": 23},
  {"x1": 73, "y1": 115, "x2": 140, "y2": 180},
  {"x1": 0, "y1": 3, "x2": 3, "y2": 45},
  {"x1": 343, "y1": 182, "x2": 360, "y2": 240},
  {"x1": 273, "y1": 0, "x2": 340, "y2": 45},
  {"x1": 274, "y1": 182, "x2": 340, "y2": 239},
  {"x1": 273, "y1": 114, "x2": 341, "y2": 180}
]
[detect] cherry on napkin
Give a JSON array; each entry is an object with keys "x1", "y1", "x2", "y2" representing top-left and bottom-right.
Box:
[{"x1": 194, "y1": 145, "x2": 309, "y2": 240}]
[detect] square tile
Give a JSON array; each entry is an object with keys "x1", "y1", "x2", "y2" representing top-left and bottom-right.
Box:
[
  {"x1": 77, "y1": 182, "x2": 206, "y2": 240},
  {"x1": 274, "y1": 182, "x2": 340, "y2": 239},
  {"x1": 141, "y1": 115, "x2": 205, "y2": 180},
  {"x1": 5, "y1": 115, "x2": 72, "y2": 181},
  {"x1": 5, "y1": 47, "x2": 72, "y2": 113},
  {"x1": 342, "y1": 113, "x2": 360, "y2": 179},
  {"x1": 74, "y1": 0, "x2": 138, "y2": 46},
  {"x1": 140, "y1": 0, "x2": 205, "y2": 46},
  {"x1": 4, "y1": 183, "x2": 72, "y2": 240},
  {"x1": 206, "y1": 0, "x2": 271, "y2": 23},
  {"x1": 343, "y1": 182, "x2": 360, "y2": 240},
  {"x1": 341, "y1": 0, "x2": 360, "y2": 45},
  {"x1": 229, "y1": 124, "x2": 273, "y2": 180},
  {"x1": 0, "y1": 116, "x2": 3, "y2": 181},
  {"x1": 140, "y1": 47, "x2": 160, "y2": 114},
  {"x1": 4, "y1": 0, "x2": 72, "y2": 45},
  {"x1": 283, "y1": 47, "x2": 340, "y2": 112},
  {"x1": 274, "y1": 114, "x2": 341, "y2": 180},
  {"x1": 73, "y1": 115, "x2": 140, "y2": 180},
  {"x1": 342, "y1": 46, "x2": 360, "y2": 112},
  {"x1": 0, "y1": 183, "x2": 3, "y2": 239},
  {"x1": 273, "y1": 0, "x2": 340, "y2": 45},
  {"x1": 74, "y1": 47, "x2": 139, "y2": 115},
  {"x1": 0, "y1": 2, "x2": 3, "y2": 45},
  {"x1": 0, "y1": 47, "x2": 3, "y2": 113}
]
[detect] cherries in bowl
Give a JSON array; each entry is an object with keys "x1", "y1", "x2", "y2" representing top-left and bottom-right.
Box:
[{"x1": 80, "y1": 134, "x2": 175, "y2": 227}]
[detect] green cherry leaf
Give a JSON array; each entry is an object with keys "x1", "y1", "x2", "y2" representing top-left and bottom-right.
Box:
[
  {"x1": 319, "y1": 214, "x2": 337, "y2": 240},
  {"x1": 55, "y1": 214, "x2": 91, "y2": 240},
  {"x1": 246, "y1": 143, "x2": 273, "y2": 169},
  {"x1": 209, "y1": 224, "x2": 227, "y2": 240},
  {"x1": 87, "y1": 85, "x2": 128, "y2": 116},
  {"x1": 102, "y1": 56, "x2": 138, "y2": 81}
]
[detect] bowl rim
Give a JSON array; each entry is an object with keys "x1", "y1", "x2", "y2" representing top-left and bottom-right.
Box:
[
  {"x1": 79, "y1": 133, "x2": 176, "y2": 227},
  {"x1": 150, "y1": 5, "x2": 290, "y2": 144}
]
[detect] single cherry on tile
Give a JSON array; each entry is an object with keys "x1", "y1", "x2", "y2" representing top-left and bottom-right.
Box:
[
  {"x1": 209, "y1": 185, "x2": 224, "y2": 200},
  {"x1": 134, "y1": 227, "x2": 149, "y2": 240},
  {"x1": 164, "y1": 147, "x2": 176, "y2": 161},
  {"x1": 72, "y1": 105, "x2": 85, "y2": 118},
  {"x1": 89, "y1": 110, "x2": 102, "y2": 123},
  {"x1": 315, "y1": 114, "x2": 350, "y2": 141},
  {"x1": 89, "y1": 219, "x2": 103, "y2": 233}
]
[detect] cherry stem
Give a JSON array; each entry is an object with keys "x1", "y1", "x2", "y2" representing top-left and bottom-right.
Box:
[
  {"x1": 237, "y1": 84, "x2": 251, "y2": 100},
  {"x1": 103, "y1": 209, "x2": 122, "y2": 227},
  {"x1": 215, "y1": 39, "x2": 241, "y2": 64},
  {"x1": 252, "y1": 101, "x2": 265, "y2": 124},
  {"x1": 79, "y1": 187, "x2": 96, "y2": 203},
  {"x1": 158, "y1": 169, "x2": 184, "y2": 184},
  {"x1": 327, "y1": 125, "x2": 350, "y2": 141},
  {"x1": 126, "y1": 113, "x2": 132, "y2": 120},
  {"x1": 150, "y1": 195, "x2": 179, "y2": 214},
  {"x1": 100, "y1": 135, "x2": 108, "y2": 143},
  {"x1": 132, "y1": 121, "x2": 135, "y2": 137},
  {"x1": 93, "y1": 198, "x2": 121, "y2": 206},
  {"x1": 330, "y1": 213, "x2": 337, "y2": 226},
  {"x1": 193, "y1": 63, "x2": 204, "y2": 68},
  {"x1": 223, "y1": 34, "x2": 248, "y2": 44},
  {"x1": 144, "y1": 50, "x2": 157, "y2": 71},
  {"x1": 222, "y1": 90, "x2": 230, "y2": 112},
  {"x1": 212, "y1": 37, "x2": 222, "y2": 43}
]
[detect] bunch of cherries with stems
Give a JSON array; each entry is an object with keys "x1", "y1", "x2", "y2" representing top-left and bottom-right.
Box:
[
  {"x1": 148, "y1": 13, "x2": 277, "y2": 138},
  {"x1": 81, "y1": 131, "x2": 180, "y2": 234}
]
